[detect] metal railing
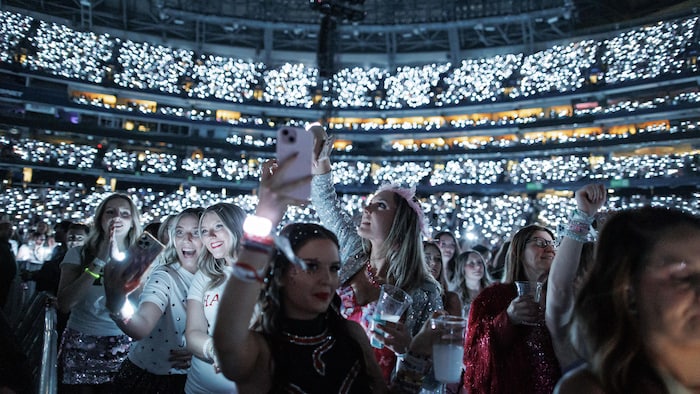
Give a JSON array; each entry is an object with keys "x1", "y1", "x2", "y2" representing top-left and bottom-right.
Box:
[{"x1": 11, "y1": 291, "x2": 58, "y2": 394}]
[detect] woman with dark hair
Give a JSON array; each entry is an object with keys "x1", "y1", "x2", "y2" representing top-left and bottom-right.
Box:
[
  {"x1": 57, "y1": 193, "x2": 142, "y2": 393},
  {"x1": 184, "y1": 202, "x2": 245, "y2": 394},
  {"x1": 213, "y1": 159, "x2": 385, "y2": 392},
  {"x1": 452, "y1": 250, "x2": 492, "y2": 317},
  {"x1": 434, "y1": 231, "x2": 461, "y2": 290},
  {"x1": 104, "y1": 207, "x2": 204, "y2": 393},
  {"x1": 424, "y1": 241, "x2": 462, "y2": 317},
  {"x1": 556, "y1": 207, "x2": 700, "y2": 393},
  {"x1": 463, "y1": 224, "x2": 561, "y2": 394}
]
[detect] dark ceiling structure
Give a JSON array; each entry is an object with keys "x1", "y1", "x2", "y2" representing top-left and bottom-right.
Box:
[{"x1": 4, "y1": 0, "x2": 696, "y2": 69}]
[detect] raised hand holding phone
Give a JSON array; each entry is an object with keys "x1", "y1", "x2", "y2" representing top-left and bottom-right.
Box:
[
  {"x1": 103, "y1": 232, "x2": 164, "y2": 314},
  {"x1": 119, "y1": 232, "x2": 165, "y2": 292},
  {"x1": 275, "y1": 126, "x2": 314, "y2": 201}
]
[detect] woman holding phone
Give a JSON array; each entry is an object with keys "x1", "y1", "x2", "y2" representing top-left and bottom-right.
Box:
[
  {"x1": 214, "y1": 158, "x2": 439, "y2": 393},
  {"x1": 103, "y1": 207, "x2": 204, "y2": 393},
  {"x1": 57, "y1": 193, "x2": 142, "y2": 393}
]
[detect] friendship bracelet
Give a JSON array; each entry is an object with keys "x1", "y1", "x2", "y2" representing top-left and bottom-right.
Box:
[
  {"x1": 559, "y1": 208, "x2": 596, "y2": 243},
  {"x1": 571, "y1": 208, "x2": 595, "y2": 224},
  {"x1": 232, "y1": 261, "x2": 267, "y2": 284},
  {"x1": 560, "y1": 228, "x2": 589, "y2": 243},
  {"x1": 84, "y1": 267, "x2": 101, "y2": 279},
  {"x1": 92, "y1": 258, "x2": 107, "y2": 269}
]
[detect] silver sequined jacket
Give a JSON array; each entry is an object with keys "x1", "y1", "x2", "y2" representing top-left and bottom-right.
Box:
[{"x1": 311, "y1": 172, "x2": 443, "y2": 335}]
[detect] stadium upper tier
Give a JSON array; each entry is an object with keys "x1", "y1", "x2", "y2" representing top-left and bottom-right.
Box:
[{"x1": 0, "y1": 10, "x2": 699, "y2": 113}]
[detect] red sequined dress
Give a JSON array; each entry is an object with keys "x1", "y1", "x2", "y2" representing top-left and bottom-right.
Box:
[{"x1": 463, "y1": 283, "x2": 561, "y2": 394}]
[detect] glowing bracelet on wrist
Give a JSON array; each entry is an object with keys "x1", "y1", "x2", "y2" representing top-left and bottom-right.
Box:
[
  {"x1": 108, "y1": 301, "x2": 134, "y2": 324},
  {"x1": 84, "y1": 267, "x2": 101, "y2": 279},
  {"x1": 242, "y1": 215, "x2": 275, "y2": 254}
]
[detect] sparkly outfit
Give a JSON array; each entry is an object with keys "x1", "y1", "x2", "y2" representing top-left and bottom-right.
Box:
[
  {"x1": 267, "y1": 314, "x2": 371, "y2": 393},
  {"x1": 58, "y1": 247, "x2": 132, "y2": 385},
  {"x1": 312, "y1": 173, "x2": 443, "y2": 383},
  {"x1": 463, "y1": 283, "x2": 561, "y2": 394}
]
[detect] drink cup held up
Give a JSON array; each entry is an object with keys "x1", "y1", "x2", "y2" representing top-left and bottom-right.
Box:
[
  {"x1": 514, "y1": 281, "x2": 544, "y2": 326},
  {"x1": 431, "y1": 315, "x2": 467, "y2": 383},
  {"x1": 514, "y1": 281, "x2": 543, "y2": 302},
  {"x1": 370, "y1": 284, "x2": 412, "y2": 349}
]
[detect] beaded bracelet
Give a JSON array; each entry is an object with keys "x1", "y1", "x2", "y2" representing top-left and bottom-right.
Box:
[
  {"x1": 84, "y1": 267, "x2": 101, "y2": 279},
  {"x1": 231, "y1": 261, "x2": 267, "y2": 284},
  {"x1": 394, "y1": 351, "x2": 432, "y2": 391},
  {"x1": 561, "y1": 208, "x2": 595, "y2": 243}
]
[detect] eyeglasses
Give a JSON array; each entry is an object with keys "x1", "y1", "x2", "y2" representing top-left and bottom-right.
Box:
[{"x1": 527, "y1": 237, "x2": 556, "y2": 249}]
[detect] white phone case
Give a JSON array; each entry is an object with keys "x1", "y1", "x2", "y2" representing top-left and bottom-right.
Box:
[{"x1": 275, "y1": 126, "x2": 314, "y2": 201}]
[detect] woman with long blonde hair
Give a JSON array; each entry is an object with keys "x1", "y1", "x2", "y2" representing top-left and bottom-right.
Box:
[
  {"x1": 184, "y1": 202, "x2": 245, "y2": 394},
  {"x1": 311, "y1": 128, "x2": 442, "y2": 383},
  {"x1": 57, "y1": 193, "x2": 142, "y2": 393}
]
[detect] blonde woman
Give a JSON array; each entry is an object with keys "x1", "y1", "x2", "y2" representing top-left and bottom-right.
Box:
[
  {"x1": 57, "y1": 193, "x2": 142, "y2": 393},
  {"x1": 311, "y1": 130, "x2": 442, "y2": 383},
  {"x1": 184, "y1": 202, "x2": 245, "y2": 394}
]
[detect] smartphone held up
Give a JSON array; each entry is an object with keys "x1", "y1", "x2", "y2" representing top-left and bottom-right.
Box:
[
  {"x1": 119, "y1": 232, "x2": 164, "y2": 293},
  {"x1": 275, "y1": 126, "x2": 314, "y2": 201}
]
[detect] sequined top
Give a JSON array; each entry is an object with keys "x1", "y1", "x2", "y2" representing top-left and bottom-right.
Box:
[
  {"x1": 311, "y1": 173, "x2": 366, "y2": 285},
  {"x1": 312, "y1": 173, "x2": 443, "y2": 383},
  {"x1": 463, "y1": 283, "x2": 561, "y2": 394},
  {"x1": 312, "y1": 172, "x2": 443, "y2": 335},
  {"x1": 267, "y1": 315, "x2": 371, "y2": 394}
]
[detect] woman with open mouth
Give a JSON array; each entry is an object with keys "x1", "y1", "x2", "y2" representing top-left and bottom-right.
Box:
[
  {"x1": 309, "y1": 126, "x2": 443, "y2": 385},
  {"x1": 103, "y1": 207, "x2": 205, "y2": 393}
]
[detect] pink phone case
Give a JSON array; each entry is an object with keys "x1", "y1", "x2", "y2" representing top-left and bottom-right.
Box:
[{"x1": 276, "y1": 127, "x2": 314, "y2": 201}]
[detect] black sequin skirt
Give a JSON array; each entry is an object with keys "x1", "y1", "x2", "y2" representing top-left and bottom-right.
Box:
[
  {"x1": 112, "y1": 358, "x2": 187, "y2": 394},
  {"x1": 58, "y1": 327, "x2": 132, "y2": 385}
]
